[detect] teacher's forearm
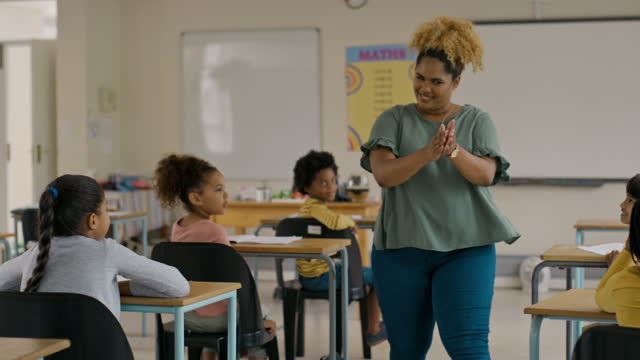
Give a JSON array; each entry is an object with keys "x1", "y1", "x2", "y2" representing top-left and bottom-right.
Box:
[
  {"x1": 371, "y1": 147, "x2": 434, "y2": 188},
  {"x1": 450, "y1": 147, "x2": 497, "y2": 186}
]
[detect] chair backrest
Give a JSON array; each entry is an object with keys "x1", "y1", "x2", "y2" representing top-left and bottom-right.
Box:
[
  {"x1": 0, "y1": 291, "x2": 134, "y2": 360},
  {"x1": 275, "y1": 217, "x2": 365, "y2": 297},
  {"x1": 572, "y1": 324, "x2": 640, "y2": 360},
  {"x1": 10, "y1": 207, "x2": 39, "y2": 243},
  {"x1": 151, "y1": 242, "x2": 271, "y2": 345}
]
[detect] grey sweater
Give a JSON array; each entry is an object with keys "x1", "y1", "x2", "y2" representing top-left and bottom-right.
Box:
[{"x1": 0, "y1": 235, "x2": 190, "y2": 319}]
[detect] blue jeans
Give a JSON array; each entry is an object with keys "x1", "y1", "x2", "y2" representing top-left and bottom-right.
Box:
[
  {"x1": 372, "y1": 244, "x2": 496, "y2": 360},
  {"x1": 299, "y1": 263, "x2": 375, "y2": 291}
]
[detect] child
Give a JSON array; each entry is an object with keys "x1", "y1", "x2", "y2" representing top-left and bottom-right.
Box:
[
  {"x1": 293, "y1": 150, "x2": 387, "y2": 345},
  {"x1": 596, "y1": 174, "x2": 640, "y2": 327},
  {"x1": 154, "y1": 154, "x2": 275, "y2": 360},
  {"x1": 0, "y1": 175, "x2": 190, "y2": 320}
]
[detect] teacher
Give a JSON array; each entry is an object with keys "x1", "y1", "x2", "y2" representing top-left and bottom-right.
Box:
[{"x1": 361, "y1": 16, "x2": 520, "y2": 360}]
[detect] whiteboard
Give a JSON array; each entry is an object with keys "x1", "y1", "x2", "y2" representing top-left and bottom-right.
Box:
[
  {"x1": 181, "y1": 29, "x2": 321, "y2": 179},
  {"x1": 455, "y1": 19, "x2": 640, "y2": 178}
]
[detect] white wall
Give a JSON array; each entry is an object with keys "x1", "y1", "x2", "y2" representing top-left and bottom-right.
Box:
[
  {"x1": 56, "y1": 0, "x2": 121, "y2": 177},
  {"x1": 0, "y1": 4, "x2": 46, "y2": 41},
  {"x1": 57, "y1": 0, "x2": 640, "y2": 255}
]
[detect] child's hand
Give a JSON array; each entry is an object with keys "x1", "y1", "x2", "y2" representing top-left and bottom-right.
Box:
[
  {"x1": 351, "y1": 225, "x2": 359, "y2": 235},
  {"x1": 264, "y1": 319, "x2": 277, "y2": 335},
  {"x1": 605, "y1": 250, "x2": 620, "y2": 267}
]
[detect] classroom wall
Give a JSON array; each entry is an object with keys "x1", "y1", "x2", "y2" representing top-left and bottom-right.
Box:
[
  {"x1": 0, "y1": 4, "x2": 46, "y2": 41},
  {"x1": 56, "y1": 0, "x2": 121, "y2": 177},
  {"x1": 57, "y1": 0, "x2": 640, "y2": 256}
]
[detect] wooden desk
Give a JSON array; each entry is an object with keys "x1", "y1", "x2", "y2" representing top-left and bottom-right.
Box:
[
  {"x1": 541, "y1": 244, "x2": 607, "y2": 262},
  {"x1": 574, "y1": 219, "x2": 629, "y2": 231},
  {"x1": 213, "y1": 202, "x2": 380, "y2": 235},
  {"x1": 121, "y1": 281, "x2": 241, "y2": 360},
  {"x1": 532, "y1": 245, "x2": 609, "y2": 360},
  {"x1": 257, "y1": 215, "x2": 376, "y2": 266},
  {"x1": 221, "y1": 201, "x2": 378, "y2": 265},
  {"x1": 525, "y1": 289, "x2": 614, "y2": 320},
  {"x1": 232, "y1": 237, "x2": 350, "y2": 255},
  {"x1": 1, "y1": 337, "x2": 71, "y2": 360},
  {"x1": 259, "y1": 215, "x2": 377, "y2": 229},
  {"x1": 573, "y1": 219, "x2": 628, "y2": 292},
  {"x1": 231, "y1": 238, "x2": 350, "y2": 360},
  {"x1": 524, "y1": 289, "x2": 617, "y2": 360}
]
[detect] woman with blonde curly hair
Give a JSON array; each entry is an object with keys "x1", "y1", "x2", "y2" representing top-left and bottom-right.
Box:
[{"x1": 360, "y1": 16, "x2": 520, "y2": 359}]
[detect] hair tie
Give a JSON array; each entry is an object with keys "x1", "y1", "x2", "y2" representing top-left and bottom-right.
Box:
[{"x1": 48, "y1": 187, "x2": 59, "y2": 199}]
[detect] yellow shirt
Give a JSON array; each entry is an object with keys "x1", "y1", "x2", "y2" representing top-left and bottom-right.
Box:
[
  {"x1": 296, "y1": 198, "x2": 356, "y2": 278},
  {"x1": 595, "y1": 249, "x2": 640, "y2": 328}
]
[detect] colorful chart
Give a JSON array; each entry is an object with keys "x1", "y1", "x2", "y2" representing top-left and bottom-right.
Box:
[{"x1": 346, "y1": 45, "x2": 417, "y2": 151}]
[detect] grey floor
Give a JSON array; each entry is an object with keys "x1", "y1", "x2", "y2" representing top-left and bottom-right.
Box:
[{"x1": 120, "y1": 280, "x2": 574, "y2": 360}]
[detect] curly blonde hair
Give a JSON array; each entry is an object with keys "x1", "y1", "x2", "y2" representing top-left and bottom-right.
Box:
[{"x1": 409, "y1": 16, "x2": 484, "y2": 73}]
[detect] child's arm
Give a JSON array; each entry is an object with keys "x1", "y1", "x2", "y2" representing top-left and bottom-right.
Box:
[
  {"x1": 595, "y1": 248, "x2": 634, "y2": 312},
  {"x1": 0, "y1": 248, "x2": 32, "y2": 291},
  {"x1": 110, "y1": 239, "x2": 190, "y2": 298},
  {"x1": 308, "y1": 204, "x2": 356, "y2": 231}
]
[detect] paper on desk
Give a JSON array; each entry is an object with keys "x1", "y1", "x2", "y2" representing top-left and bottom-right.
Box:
[
  {"x1": 229, "y1": 235, "x2": 301, "y2": 244},
  {"x1": 108, "y1": 211, "x2": 131, "y2": 217},
  {"x1": 351, "y1": 215, "x2": 363, "y2": 220},
  {"x1": 578, "y1": 242, "x2": 624, "y2": 255},
  {"x1": 228, "y1": 234, "x2": 256, "y2": 243}
]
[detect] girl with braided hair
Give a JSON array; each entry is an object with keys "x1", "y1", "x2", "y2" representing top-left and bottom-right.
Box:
[
  {"x1": 360, "y1": 16, "x2": 520, "y2": 359},
  {"x1": 0, "y1": 175, "x2": 190, "y2": 319}
]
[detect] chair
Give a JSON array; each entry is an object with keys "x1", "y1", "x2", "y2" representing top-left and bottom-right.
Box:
[
  {"x1": 0, "y1": 291, "x2": 134, "y2": 360},
  {"x1": 572, "y1": 324, "x2": 640, "y2": 360},
  {"x1": 10, "y1": 207, "x2": 39, "y2": 256},
  {"x1": 151, "y1": 242, "x2": 279, "y2": 360},
  {"x1": 275, "y1": 217, "x2": 371, "y2": 360}
]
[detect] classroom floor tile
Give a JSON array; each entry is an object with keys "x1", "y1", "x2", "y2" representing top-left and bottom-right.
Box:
[{"x1": 120, "y1": 281, "x2": 572, "y2": 359}]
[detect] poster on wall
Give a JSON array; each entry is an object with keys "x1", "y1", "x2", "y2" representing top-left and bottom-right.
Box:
[{"x1": 346, "y1": 45, "x2": 416, "y2": 151}]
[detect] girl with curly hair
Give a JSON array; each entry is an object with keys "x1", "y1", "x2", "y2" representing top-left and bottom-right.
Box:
[
  {"x1": 154, "y1": 154, "x2": 275, "y2": 360},
  {"x1": 360, "y1": 16, "x2": 520, "y2": 359}
]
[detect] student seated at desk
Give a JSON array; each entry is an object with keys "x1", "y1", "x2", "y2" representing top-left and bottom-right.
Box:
[
  {"x1": 596, "y1": 174, "x2": 640, "y2": 327},
  {"x1": 0, "y1": 175, "x2": 190, "y2": 320},
  {"x1": 293, "y1": 150, "x2": 387, "y2": 345},
  {"x1": 155, "y1": 154, "x2": 275, "y2": 360}
]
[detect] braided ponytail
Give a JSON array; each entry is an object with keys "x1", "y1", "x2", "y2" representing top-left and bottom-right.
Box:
[{"x1": 24, "y1": 191, "x2": 56, "y2": 292}]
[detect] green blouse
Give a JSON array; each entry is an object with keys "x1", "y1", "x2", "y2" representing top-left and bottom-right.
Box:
[{"x1": 361, "y1": 103, "x2": 520, "y2": 251}]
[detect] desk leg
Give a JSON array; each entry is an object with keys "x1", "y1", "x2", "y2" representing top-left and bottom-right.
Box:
[
  {"x1": 323, "y1": 254, "x2": 338, "y2": 360},
  {"x1": 530, "y1": 315, "x2": 542, "y2": 360},
  {"x1": 575, "y1": 230, "x2": 584, "y2": 289},
  {"x1": 564, "y1": 267, "x2": 580, "y2": 360},
  {"x1": 142, "y1": 217, "x2": 148, "y2": 337},
  {"x1": 228, "y1": 291, "x2": 237, "y2": 360},
  {"x1": 340, "y1": 248, "x2": 349, "y2": 360},
  {"x1": 175, "y1": 309, "x2": 185, "y2": 360},
  {"x1": 356, "y1": 229, "x2": 370, "y2": 267},
  {"x1": 531, "y1": 262, "x2": 548, "y2": 304}
]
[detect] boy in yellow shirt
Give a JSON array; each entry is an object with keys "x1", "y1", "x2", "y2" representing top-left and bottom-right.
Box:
[{"x1": 293, "y1": 150, "x2": 386, "y2": 345}]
